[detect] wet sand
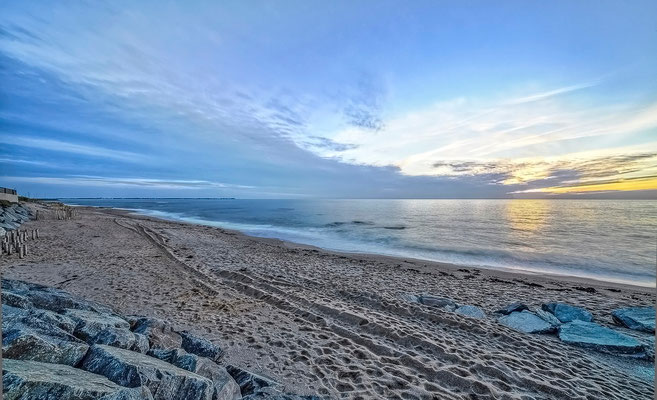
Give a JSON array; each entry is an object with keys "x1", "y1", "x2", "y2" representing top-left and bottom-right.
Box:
[{"x1": 1, "y1": 203, "x2": 654, "y2": 399}]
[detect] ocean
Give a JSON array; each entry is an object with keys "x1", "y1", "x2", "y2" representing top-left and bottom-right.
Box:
[{"x1": 62, "y1": 198, "x2": 657, "y2": 287}]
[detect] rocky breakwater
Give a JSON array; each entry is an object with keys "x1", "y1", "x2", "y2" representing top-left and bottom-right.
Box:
[
  {"x1": 2, "y1": 279, "x2": 322, "y2": 400},
  {"x1": 0, "y1": 203, "x2": 36, "y2": 258},
  {"x1": 0, "y1": 203, "x2": 32, "y2": 235}
]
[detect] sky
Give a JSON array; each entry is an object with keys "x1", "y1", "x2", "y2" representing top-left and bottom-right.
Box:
[{"x1": 1, "y1": 1, "x2": 656, "y2": 199}]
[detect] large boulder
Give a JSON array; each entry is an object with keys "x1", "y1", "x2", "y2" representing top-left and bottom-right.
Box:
[
  {"x1": 542, "y1": 303, "x2": 593, "y2": 323},
  {"x1": 64, "y1": 309, "x2": 131, "y2": 341},
  {"x1": 148, "y1": 348, "x2": 240, "y2": 400},
  {"x1": 241, "y1": 387, "x2": 322, "y2": 400},
  {"x1": 2, "y1": 290, "x2": 33, "y2": 308},
  {"x1": 81, "y1": 344, "x2": 214, "y2": 400},
  {"x1": 226, "y1": 365, "x2": 278, "y2": 396},
  {"x1": 16, "y1": 286, "x2": 113, "y2": 314},
  {"x1": 3, "y1": 303, "x2": 77, "y2": 334},
  {"x1": 454, "y1": 305, "x2": 486, "y2": 319},
  {"x1": 495, "y1": 302, "x2": 528, "y2": 315},
  {"x1": 612, "y1": 307, "x2": 655, "y2": 333},
  {"x1": 558, "y1": 320, "x2": 644, "y2": 355},
  {"x1": 2, "y1": 305, "x2": 89, "y2": 366},
  {"x1": 180, "y1": 330, "x2": 224, "y2": 362},
  {"x1": 498, "y1": 311, "x2": 557, "y2": 334},
  {"x1": 2, "y1": 358, "x2": 154, "y2": 400},
  {"x1": 132, "y1": 317, "x2": 183, "y2": 350}
]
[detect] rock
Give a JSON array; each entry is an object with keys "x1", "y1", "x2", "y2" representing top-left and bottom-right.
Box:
[
  {"x1": 101, "y1": 387, "x2": 155, "y2": 400},
  {"x1": 175, "y1": 355, "x2": 240, "y2": 400},
  {"x1": 2, "y1": 305, "x2": 89, "y2": 366},
  {"x1": 3, "y1": 303, "x2": 77, "y2": 334},
  {"x1": 542, "y1": 303, "x2": 593, "y2": 323},
  {"x1": 180, "y1": 330, "x2": 224, "y2": 361},
  {"x1": 92, "y1": 327, "x2": 141, "y2": 350},
  {"x1": 132, "y1": 332, "x2": 151, "y2": 354},
  {"x1": 535, "y1": 309, "x2": 561, "y2": 327},
  {"x1": 65, "y1": 309, "x2": 131, "y2": 342},
  {"x1": 81, "y1": 344, "x2": 214, "y2": 400},
  {"x1": 22, "y1": 287, "x2": 114, "y2": 314},
  {"x1": 454, "y1": 305, "x2": 485, "y2": 319},
  {"x1": 498, "y1": 311, "x2": 556, "y2": 334},
  {"x1": 132, "y1": 317, "x2": 183, "y2": 350},
  {"x1": 241, "y1": 387, "x2": 322, "y2": 400},
  {"x1": 2, "y1": 291, "x2": 33, "y2": 308},
  {"x1": 558, "y1": 320, "x2": 644, "y2": 355},
  {"x1": 495, "y1": 302, "x2": 528, "y2": 315},
  {"x1": 148, "y1": 348, "x2": 240, "y2": 400},
  {"x1": 2, "y1": 358, "x2": 153, "y2": 400},
  {"x1": 612, "y1": 307, "x2": 655, "y2": 333},
  {"x1": 226, "y1": 365, "x2": 278, "y2": 396},
  {"x1": 418, "y1": 295, "x2": 458, "y2": 311},
  {"x1": 147, "y1": 347, "x2": 188, "y2": 363},
  {"x1": 2, "y1": 279, "x2": 47, "y2": 293}
]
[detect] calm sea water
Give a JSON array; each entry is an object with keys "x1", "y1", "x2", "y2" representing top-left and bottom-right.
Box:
[{"x1": 62, "y1": 198, "x2": 657, "y2": 287}]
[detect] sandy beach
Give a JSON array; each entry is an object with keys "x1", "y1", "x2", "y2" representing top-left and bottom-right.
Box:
[{"x1": 2, "y1": 203, "x2": 654, "y2": 399}]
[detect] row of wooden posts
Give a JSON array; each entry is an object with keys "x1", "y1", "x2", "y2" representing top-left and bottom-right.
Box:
[
  {"x1": 1, "y1": 228, "x2": 39, "y2": 259},
  {"x1": 35, "y1": 207, "x2": 75, "y2": 221}
]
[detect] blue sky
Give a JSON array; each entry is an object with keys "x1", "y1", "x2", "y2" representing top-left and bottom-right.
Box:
[{"x1": 1, "y1": 1, "x2": 656, "y2": 198}]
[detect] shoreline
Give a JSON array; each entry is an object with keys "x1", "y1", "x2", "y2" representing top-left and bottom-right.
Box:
[
  {"x1": 100, "y1": 205, "x2": 654, "y2": 292},
  {"x1": 2, "y1": 202, "x2": 655, "y2": 399}
]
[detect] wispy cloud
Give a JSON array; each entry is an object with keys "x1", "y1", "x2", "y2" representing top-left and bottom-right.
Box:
[
  {"x1": 0, "y1": 157, "x2": 53, "y2": 167},
  {"x1": 0, "y1": 136, "x2": 145, "y2": 162},
  {"x1": 505, "y1": 81, "x2": 599, "y2": 105},
  {"x1": 1, "y1": 175, "x2": 255, "y2": 190}
]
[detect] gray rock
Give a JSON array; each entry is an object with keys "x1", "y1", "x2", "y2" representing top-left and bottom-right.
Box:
[
  {"x1": 2, "y1": 305, "x2": 89, "y2": 366},
  {"x1": 175, "y1": 355, "x2": 240, "y2": 400},
  {"x1": 132, "y1": 317, "x2": 183, "y2": 350},
  {"x1": 22, "y1": 287, "x2": 114, "y2": 314},
  {"x1": 418, "y1": 295, "x2": 458, "y2": 311},
  {"x1": 2, "y1": 291, "x2": 33, "y2": 308},
  {"x1": 2, "y1": 279, "x2": 47, "y2": 293},
  {"x1": 101, "y1": 387, "x2": 155, "y2": 400},
  {"x1": 132, "y1": 333, "x2": 151, "y2": 354},
  {"x1": 612, "y1": 307, "x2": 655, "y2": 333},
  {"x1": 147, "y1": 347, "x2": 188, "y2": 363},
  {"x1": 92, "y1": 327, "x2": 141, "y2": 350},
  {"x1": 2, "y1": 358, "x2": 153, "y2": 400},
  {"x1": 148, "y1": 348, "x2": 240, "y2": 400},
  {"x1": 535, "y1": 309, "x2": 561, "y2": 327},
  {"x1": 81, "y1": 344, "x2": 214, "y2": 400},
  {"x1": 542, "y1": 303, "x2": 593, "y2": 323},
  {"x1": 3, "y1": 303, "x2": 77, "y2": 334},
  {"x1": 226, "y1": 365, "x2": 278, "y2": 396},
  {"x1": 498, "y1": 311, "x2": 556, "y2": 334},
  {"x1": 242, "y1": 387, "x2": 322, "y2": 400},
  {"x1": 454, "y1": 305, "x2": 485, "y2": 319},
  {"x1": 558, "y1": 320, "x2": 644, "y2": 355},
  {"x1": 180, "y1": 330, "x2": 224, "y2": 361},
  {"x1": 65, "y1": 309, "x2": 131, "y2": 342},
  {"x1": 495, "y1": 302, "x2": 528, "y2": 315}
]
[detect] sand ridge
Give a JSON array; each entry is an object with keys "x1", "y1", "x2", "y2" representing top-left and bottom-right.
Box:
[{"x1": 1, "y1": 204, "x2": 654, "y2": 399}]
